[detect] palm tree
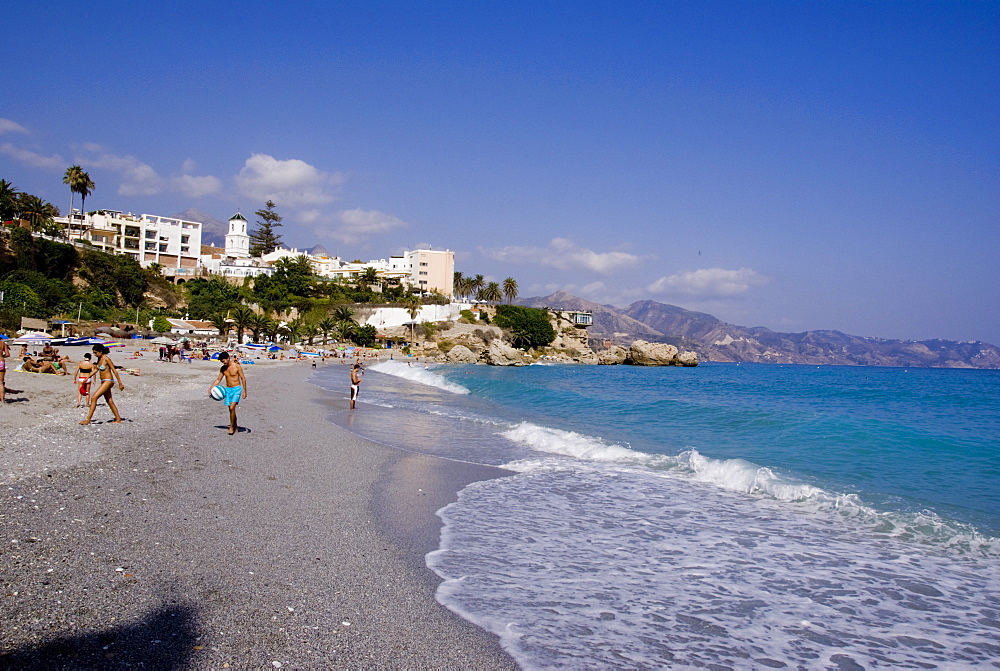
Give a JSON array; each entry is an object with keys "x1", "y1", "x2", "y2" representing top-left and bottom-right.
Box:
[
  {"x1": 317, "y1": 317, "x2": 337, "y2": 345},
  {"x1": 0, "y1": 179, "x2": 20, "y2": 222},
  {"x1": 62, "y1": 165, "x2": 93, "y2": 236},
  {"x1": 78, "y1": 170, "x2": 95, "y2": 213},
  {"x1": 263, "y1": 317, "x2": 280, "y2": 343},
  {"x1": 478, "y1": 281, "x2": 502, "y2": 304},
  {"x1": 453, "y1": 271, "x2": 464, "y2": 299},
  {"x1": 231, "y1": 305, "x2": 255, "y2": 344},
  {"x1": 470, "y1": 274, "x2": 485, "y2": 301},
  {"x1": 283, "y1": 319, "x2": 303, "y2": 346},
  {"x1": 247, "y1": 313, "x2": 268, "y2": 343},
  {"x1": 402, "y1": 294, "x2": 421, "y2": 345},
  {"x1": 503, "y1": 277, "x2": 518, "y2": 304},
  {"x1": 300, "y1": 324, "x2": 319, "y2": 346},
  {"x1": 210, "y1": 313, "x2": 232, "y2": 340},
  {"x1": 335, "y1": 320, "x2": 356, "y2": 343},
  {"x1": 359, "y1": 266, "x2": 379, "y2": 291},
  {"x1": 332, "y1": 304, "x2": 355, "y2": 323},
  {"x1": 18, "y1": 194, "x2": 60, "y2": 234}
]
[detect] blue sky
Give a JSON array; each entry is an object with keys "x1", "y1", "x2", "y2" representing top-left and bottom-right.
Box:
[{"x1": 3, "y1": 1, "x2": 998, "y2": 344}]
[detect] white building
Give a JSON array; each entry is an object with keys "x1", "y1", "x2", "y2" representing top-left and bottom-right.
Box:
[
  {"x1": 393, "y1": 248, "x2": 455, "y2": 296},
  {"x1": 307, "y1": 248, "x2": 454, "y2": 295},
  {"x1": 199, "y1": 213, "x2": 273, "y2": 280},
  {"x1": 56, "y1": 210, "x2": 203, "y2": 275}
]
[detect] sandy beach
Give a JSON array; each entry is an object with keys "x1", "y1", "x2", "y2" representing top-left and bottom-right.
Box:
[{"x1": 0, "y1": 348, "x2": 516, "y2": 668}]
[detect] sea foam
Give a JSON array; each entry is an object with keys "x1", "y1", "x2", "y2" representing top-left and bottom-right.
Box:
[
  {"x1": 368, "y1": 360, "x2": 470, "y2": 394},
  {"x1": 498, "y1": 421, "x2": 1000, "y2": 554}
]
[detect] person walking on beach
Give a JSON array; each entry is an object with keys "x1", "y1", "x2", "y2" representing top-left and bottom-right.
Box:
[
  {"x1": 80, "y1": 344, "x2": 124, "y2": 425},
  {"x1": 349, "y1": 363, "x2": 362, "y2": 409},
  {"x1": 0, "y1": 337, "x2": 9, "y2": 404},
  {"x1": 210, "y1": 352, "x2": 247, "y2": 435}
]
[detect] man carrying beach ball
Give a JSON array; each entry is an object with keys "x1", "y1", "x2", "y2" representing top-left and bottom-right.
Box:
[{"x1": 209, "y1": 352, "x2": 247, "y2": 435}]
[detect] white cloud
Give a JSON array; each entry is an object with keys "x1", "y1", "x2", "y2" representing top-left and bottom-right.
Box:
[
  {"x1": 580, "y1": 281, "x2": 607, "y2": 295},
  {"x1": 647, "y1": 267, "x2": 770, "y2": 298},
  {"x1": 482, "y1": 237, "x2": 641, "y2": 275},
  {"x1": 0, "y1": 143, "x2": 64, "y2": 169},
  {"x1": 0, "y1": 119, "x2": 29, "y2": 135},
  {"x1": 79, "y1": 145, "x2": 165, "y2": 196},
  {"x1": 172, "y1": 173, "x2": 222, "y2": 198},
  {"x1": 328, "y1": 208, "x2": 407, "y2": 243},
  {"x1": 235, "y1": 153, "x2": 345, "y2": 207}
]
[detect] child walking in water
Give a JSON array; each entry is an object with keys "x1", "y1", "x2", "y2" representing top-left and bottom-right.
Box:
[{"x1": 80, "y1": 344, "x2": 124, "y2": 424}]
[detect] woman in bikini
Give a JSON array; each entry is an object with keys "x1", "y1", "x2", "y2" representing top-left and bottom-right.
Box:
[
  {"x1": 75, "y1": 352, "x2": 96, "y2": 407},
  {"x1": 80, "y1": 344, "x2": 124, "y2": 425},
  {"x1": 0, "y1": 337, "x2": 9, "y2": 404}
]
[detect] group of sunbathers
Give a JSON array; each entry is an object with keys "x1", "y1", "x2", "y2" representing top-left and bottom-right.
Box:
[{"x1": 17, "y1": 342, "x2": 74, "y2": 375}]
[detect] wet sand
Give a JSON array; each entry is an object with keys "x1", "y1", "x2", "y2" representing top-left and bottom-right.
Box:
[{"x1": 0, "y1": 350, "x2": 516, "y2": 668}]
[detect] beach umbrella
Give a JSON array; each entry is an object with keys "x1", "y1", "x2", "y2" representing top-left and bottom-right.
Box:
[
  {"x1": 150, "y1": 336, "x2": 177, "y2": 345},
  {"x1": 11, "y1": 331, "x2": 52, "y2": 345},
  {"x1": 267, "y1": 345, "x2": 282, "y2": 352}
]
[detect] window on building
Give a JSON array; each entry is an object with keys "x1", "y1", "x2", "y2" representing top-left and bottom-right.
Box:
[
  {"x1": 420, "y1": 262, "x2": 429, "y2": 266},
  {"x1": 159, "y1": 244, "x2": 168, "y2": 252},
  {"x1": 181, "y1": 246, "x2": 189, "y2": 253},
  {"x1": 181, "y1": 235, "x2": 189, "y2": 244},
  {"x1": 419, "y1": 271, "x2": 428, "y2": 276},
  {"x1": 145, "y1": 230, "x2": 156, "y2": 239},
  {"x1": 145, "y1": 242, "x2": 156, "y2": 251}
]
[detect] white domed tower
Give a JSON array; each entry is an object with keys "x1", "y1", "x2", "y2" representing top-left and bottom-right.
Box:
[{"x1": 225, "y1": 212, "x2": 250, "y2": 258}]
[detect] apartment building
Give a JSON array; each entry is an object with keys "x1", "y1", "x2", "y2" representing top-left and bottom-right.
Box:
[
  {"x1": 397, "y1": 248, "x2": 454, "y2": 296},
  {"x1": 56, "y1": 210, "x2": 202, "y2": 273}
]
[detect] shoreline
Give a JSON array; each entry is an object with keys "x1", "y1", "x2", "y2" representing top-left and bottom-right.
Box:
[{"x1": 0, "y1": 349, "x2": 517, "y2": 667}]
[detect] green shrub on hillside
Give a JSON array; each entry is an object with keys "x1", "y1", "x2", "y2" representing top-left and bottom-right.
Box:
[{"x1": 493, "y1": 305, "x2": 556, "y2": 349}]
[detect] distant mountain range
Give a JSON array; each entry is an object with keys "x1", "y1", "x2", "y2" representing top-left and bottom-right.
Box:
[
  {"x1": 172, "y1": 208, "x2": 229, "y2": 247},
  {"x1": 522, "y1": 291, "x2": 1000, "y2": 369}
]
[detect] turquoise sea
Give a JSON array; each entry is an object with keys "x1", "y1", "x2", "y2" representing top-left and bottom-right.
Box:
[{"x1": 313, "y1": 361, "x2": 1000, "y2": 669}]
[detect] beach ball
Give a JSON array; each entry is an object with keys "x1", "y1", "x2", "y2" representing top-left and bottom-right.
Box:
[{"x1": 210, "y1": 385, "x2": 226, "y2": 401}]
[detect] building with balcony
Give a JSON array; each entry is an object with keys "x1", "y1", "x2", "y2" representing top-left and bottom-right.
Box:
[{"x1": 55, "y1": 210, "x2": 203, "y2": 272}]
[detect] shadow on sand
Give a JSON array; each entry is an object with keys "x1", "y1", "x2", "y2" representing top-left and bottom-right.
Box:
[
  {"x1": 0, "y1": 604, "x2": 199, "y2": 670},
  {"x1": 213, "y1": 425, "x2": 251, "y2": 434}
]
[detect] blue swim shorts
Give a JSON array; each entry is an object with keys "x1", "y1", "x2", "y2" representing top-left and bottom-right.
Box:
[{"x1": 223, "y1": 385, "x2": 243, "y2": 405}]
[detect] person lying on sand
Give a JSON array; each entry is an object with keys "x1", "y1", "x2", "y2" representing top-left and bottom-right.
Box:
[{"x1": 22, "y1": 356, "x2": 67, "y2": 375}]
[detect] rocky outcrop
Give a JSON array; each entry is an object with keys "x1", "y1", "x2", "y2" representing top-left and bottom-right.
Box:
[
  {"x1": 623, "y1": 340, "x2": 699, "y2": 366},
  {"x1": 484, "y1": 340, "x2": 528, "y2": 366},
  {"x1": 598, "y1": 345, "x2": 628, "y2": 365},
  {"x1": 627, "y1": 340, "x2": 679, "y2": 366},
  {"x1": 677, "y1": 350, "x2": 700, "y2": 367},
  {"x1": 445, "y1": 344, "x2": 478, "y2": 363}
]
